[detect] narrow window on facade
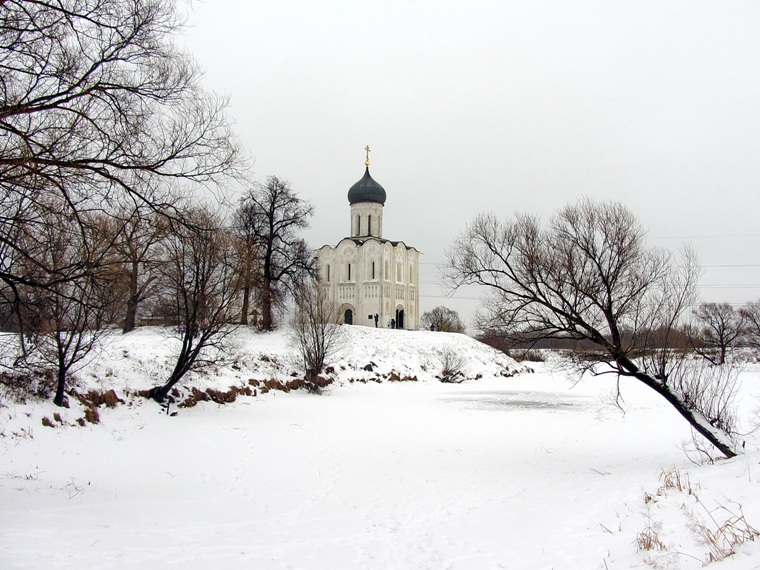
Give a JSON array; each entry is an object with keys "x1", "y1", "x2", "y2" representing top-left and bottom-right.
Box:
[
  {"x1": 326, "y1": 264, "x2": 330, "y2": 282},
  {"x1": 368, "y1": 215, "x2": 372, "y2": 235},
  {"x1": 348, "y1": 263, "x2": 352, "y2": 281},
  {"x1": 372, "y1": 261, "x2": 376, "y2": 279}
]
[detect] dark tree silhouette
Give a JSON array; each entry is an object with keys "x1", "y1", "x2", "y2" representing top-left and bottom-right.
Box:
[
  {"x1": 148, "y1": 207, "x2": 242, "y2": 403},
  {"x1": 15, "y1": 205, "x2": 111, "y2": 406},
  {"x1": 740, "y1": 300, "x2": 760, "y2": 352},
  {"x1": 421, "y1": 306, "x2": 466, "y2": 333},
  {"x1": 106, "y1": 204, "x2": 170, "y2": 333},
  {"x1": 233, "y1": 176, "x2": 314, "y2": 330},
  {"x1": 1, "y1": 0, "x2": 244, "y2": 338},
  {"x1": 692, "y1": 303, "x2": 744, "y2": 365}
]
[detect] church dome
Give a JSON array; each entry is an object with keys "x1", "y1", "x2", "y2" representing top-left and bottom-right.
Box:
[{"x1": 348, "y1": 167, "x2": 386, "y2": 205}]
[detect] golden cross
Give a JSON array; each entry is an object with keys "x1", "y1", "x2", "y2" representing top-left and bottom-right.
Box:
[{"x1": 364, "y1": 145, "x2": 371, "y2": 166}]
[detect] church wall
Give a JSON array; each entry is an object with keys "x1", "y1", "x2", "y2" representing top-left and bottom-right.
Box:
[
  {"x1": 350, "y1": 203, "x2": 383, "y2": 238},
  {"x1": 317, "y1": 237, "x2": 420, "y2": 330}
]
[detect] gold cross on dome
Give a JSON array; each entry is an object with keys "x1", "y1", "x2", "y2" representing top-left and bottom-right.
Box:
[{"x1": 364, "y1": 145, "x2": 371, "y2": 166}]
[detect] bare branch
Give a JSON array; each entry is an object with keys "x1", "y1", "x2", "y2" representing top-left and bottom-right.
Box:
[{"x1": 445, "y1": 198, "x2": 738, "y2": 458}]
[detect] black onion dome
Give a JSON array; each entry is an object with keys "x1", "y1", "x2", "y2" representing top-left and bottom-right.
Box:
[{"x1": 347, "y1": 167, "x2": 386, "y2": 205}]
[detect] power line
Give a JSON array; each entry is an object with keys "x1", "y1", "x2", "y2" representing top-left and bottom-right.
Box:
[
  {"x1": 698, "y1": 285, "x2": 760, "y2": 289},
  {"x1": 653, "y1": 234, "x2": 760, "y2": 240},
  {"x1": 703, "y1": 264, "x2": 760, "y2": 269},
  {"x1": 419, "y1": 294, "x2": 482, "y2": 300},
  {"x1": 422, "y1": 262, "x2": 760, "y2": 269}
]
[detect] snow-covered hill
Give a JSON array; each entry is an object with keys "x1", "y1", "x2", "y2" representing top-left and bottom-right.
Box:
[
  {"x1": 0, "y1": 325, "x2": 528, "y2": 447},
  {"x1": 45, "y1": 325, "x2": 527, "y2": 403}
]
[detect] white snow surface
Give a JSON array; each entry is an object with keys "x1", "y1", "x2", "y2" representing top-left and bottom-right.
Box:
[{"x1": 2, "y1": 326, "x2": 760, "y2": 569}]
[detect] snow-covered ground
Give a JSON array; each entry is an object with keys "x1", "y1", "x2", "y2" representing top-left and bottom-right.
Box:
[{"x1": 1, "y1": 327, "x2": 759, "y2": 569}]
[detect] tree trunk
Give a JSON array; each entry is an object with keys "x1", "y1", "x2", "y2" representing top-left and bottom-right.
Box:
[
  {"x1": 147, "y1": 384, "x2": 171, "y2": 403},
  {"x1": 54, "y1": 368, "x2": 67, "y2": 407},
  {"x1": 123, "y1": 297, "x2": 138, "y2": 333},
  {"x1": 619, "y1": 358, "x2": 737, "y2": 458},
  {"x1": 655, "y1": 377, "x2": 736, "y2": 458},
  {"x1": 149, "y1": 365, "x2": 184, "y2": 403},
  {"x1": 240, "y1": 250, "x2": 252, "y2": 325},
  {"x1": 123, "y1": 261, "x2": 139, "y2": 333},
  {"x1": 150, "y1": 335, "x2": 198, "y2": 402},
  {"x1": 240, "y1": 284, "x2": 250, "y2": 325},
  {"x1": 261, "y1": 278, "x2": 273, "y2": 331}
]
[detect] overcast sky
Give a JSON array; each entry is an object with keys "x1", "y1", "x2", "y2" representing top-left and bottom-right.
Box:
[{"x1": 180, "y1": 1, "x2": 760, "y2": 327}]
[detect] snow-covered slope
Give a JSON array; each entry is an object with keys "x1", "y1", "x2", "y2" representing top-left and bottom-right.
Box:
[{"x1": 51, "y1": 326, "x2": 526, "y2": 399}]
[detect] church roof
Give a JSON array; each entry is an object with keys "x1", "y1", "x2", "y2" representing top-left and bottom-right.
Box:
[
  {"x1": 317, "y1": 236, "x2": 419, "y2": 253},
  {"x1": 347, "y1": 167, "x2": 386, "y2": 205}
]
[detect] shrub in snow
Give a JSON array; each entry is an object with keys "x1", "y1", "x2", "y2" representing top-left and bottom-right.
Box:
[{"x1": 436, "y1": 347, "x2": 465, "y2": 383}]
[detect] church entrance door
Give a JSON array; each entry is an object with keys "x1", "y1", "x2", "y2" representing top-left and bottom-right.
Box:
[
  {"x1": 344, "y1": 309, "x2": 353, "y2": 325},
  {"x1": 395, "y1": 308, "x2": 404, "y2": 329}
]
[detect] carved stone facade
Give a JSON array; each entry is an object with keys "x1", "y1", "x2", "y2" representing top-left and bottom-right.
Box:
[{"x1": 316, "y1": 164, "x2": 420, "y2": 329}]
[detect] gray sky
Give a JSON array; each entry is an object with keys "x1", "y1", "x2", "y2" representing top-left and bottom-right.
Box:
[{"x1": 180, "y1": 1, "x2": 760, "y2": 327}]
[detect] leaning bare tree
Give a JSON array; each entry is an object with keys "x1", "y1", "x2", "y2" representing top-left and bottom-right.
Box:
[
  {"x1": 234, "y1": 176, "x2": 315, "y2": 330},
  {"x1": 147, "y1": 207, "x2": 242, "y2": 403},
  {"x1": 289, "y1": 279, "x2": 343, "y2": 392},
  {"x1": 445, "y1": 198, "x2": 739, "y2": 458}
]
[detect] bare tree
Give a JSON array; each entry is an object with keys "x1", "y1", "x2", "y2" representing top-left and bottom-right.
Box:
[
  {"x1": 0, "y1": 186, "x2": 96, "y2": 345},
  {"x1": 691, "y1": 303, "x2": 744, "y2": 365},
  {"x1": 106, "y1": 204, "x2": 171, "y2": 333},
  {"x1": 437, "y1": 347, "x2": 466, "y2": 383},
  {"x1": 232, "y1": 224, "x2": 260, "y2": 326},
  {"x1": 1, "y1": 0, "x2": 245, "y2": 315},
  {"x1": 16, "y1": 205, "x2": 111, "y2": 406},
  {"x1": 147, "y1": 207, "x2": 242, "y2": 403},
  {"x1": 445, "y1": 198, "x2": 738, "y2": 458},
  {"x1": 31, "y1": 278, "x2": 109, "y2": 407},
  {"x1": 289, "y1": 279, "x2": 343, "y2": 392},
  {"x1": 234, "y1": 176, "x2": 314, "y2": 330},
  {"x1": 1, "y1": 0, "x2": 247, "y2": 405},
  {"x1": 739, "y1": 300, "x2": 760, "y2": 353},
  {"x1": 421, "y1": 306, "x2": 466, "y2": 333}
]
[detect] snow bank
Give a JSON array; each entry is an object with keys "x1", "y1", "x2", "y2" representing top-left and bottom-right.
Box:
[
  {"x1": 0, "y1": 326, "x2": 525, "y2": 433},
  {"x1": 10, "y1": 325, "x2": 524, "y2": 399}
]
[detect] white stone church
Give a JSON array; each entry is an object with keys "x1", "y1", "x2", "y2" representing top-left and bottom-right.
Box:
[{"x1": 317, "y1": 151, "x2": 421, "y2": 329}]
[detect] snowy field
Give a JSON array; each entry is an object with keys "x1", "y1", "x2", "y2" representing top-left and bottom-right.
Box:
[{"x1": 1, "y1": 327, "x2": 760, "y2": 569}]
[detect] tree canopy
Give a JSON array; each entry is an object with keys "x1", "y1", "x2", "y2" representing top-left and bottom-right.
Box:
[
  {"x1": 421, "y1": 306, "x2": 466, "y2": 333},
  {"x1": 445, "y1": 198, "x2": 738, "y2": 458}
]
